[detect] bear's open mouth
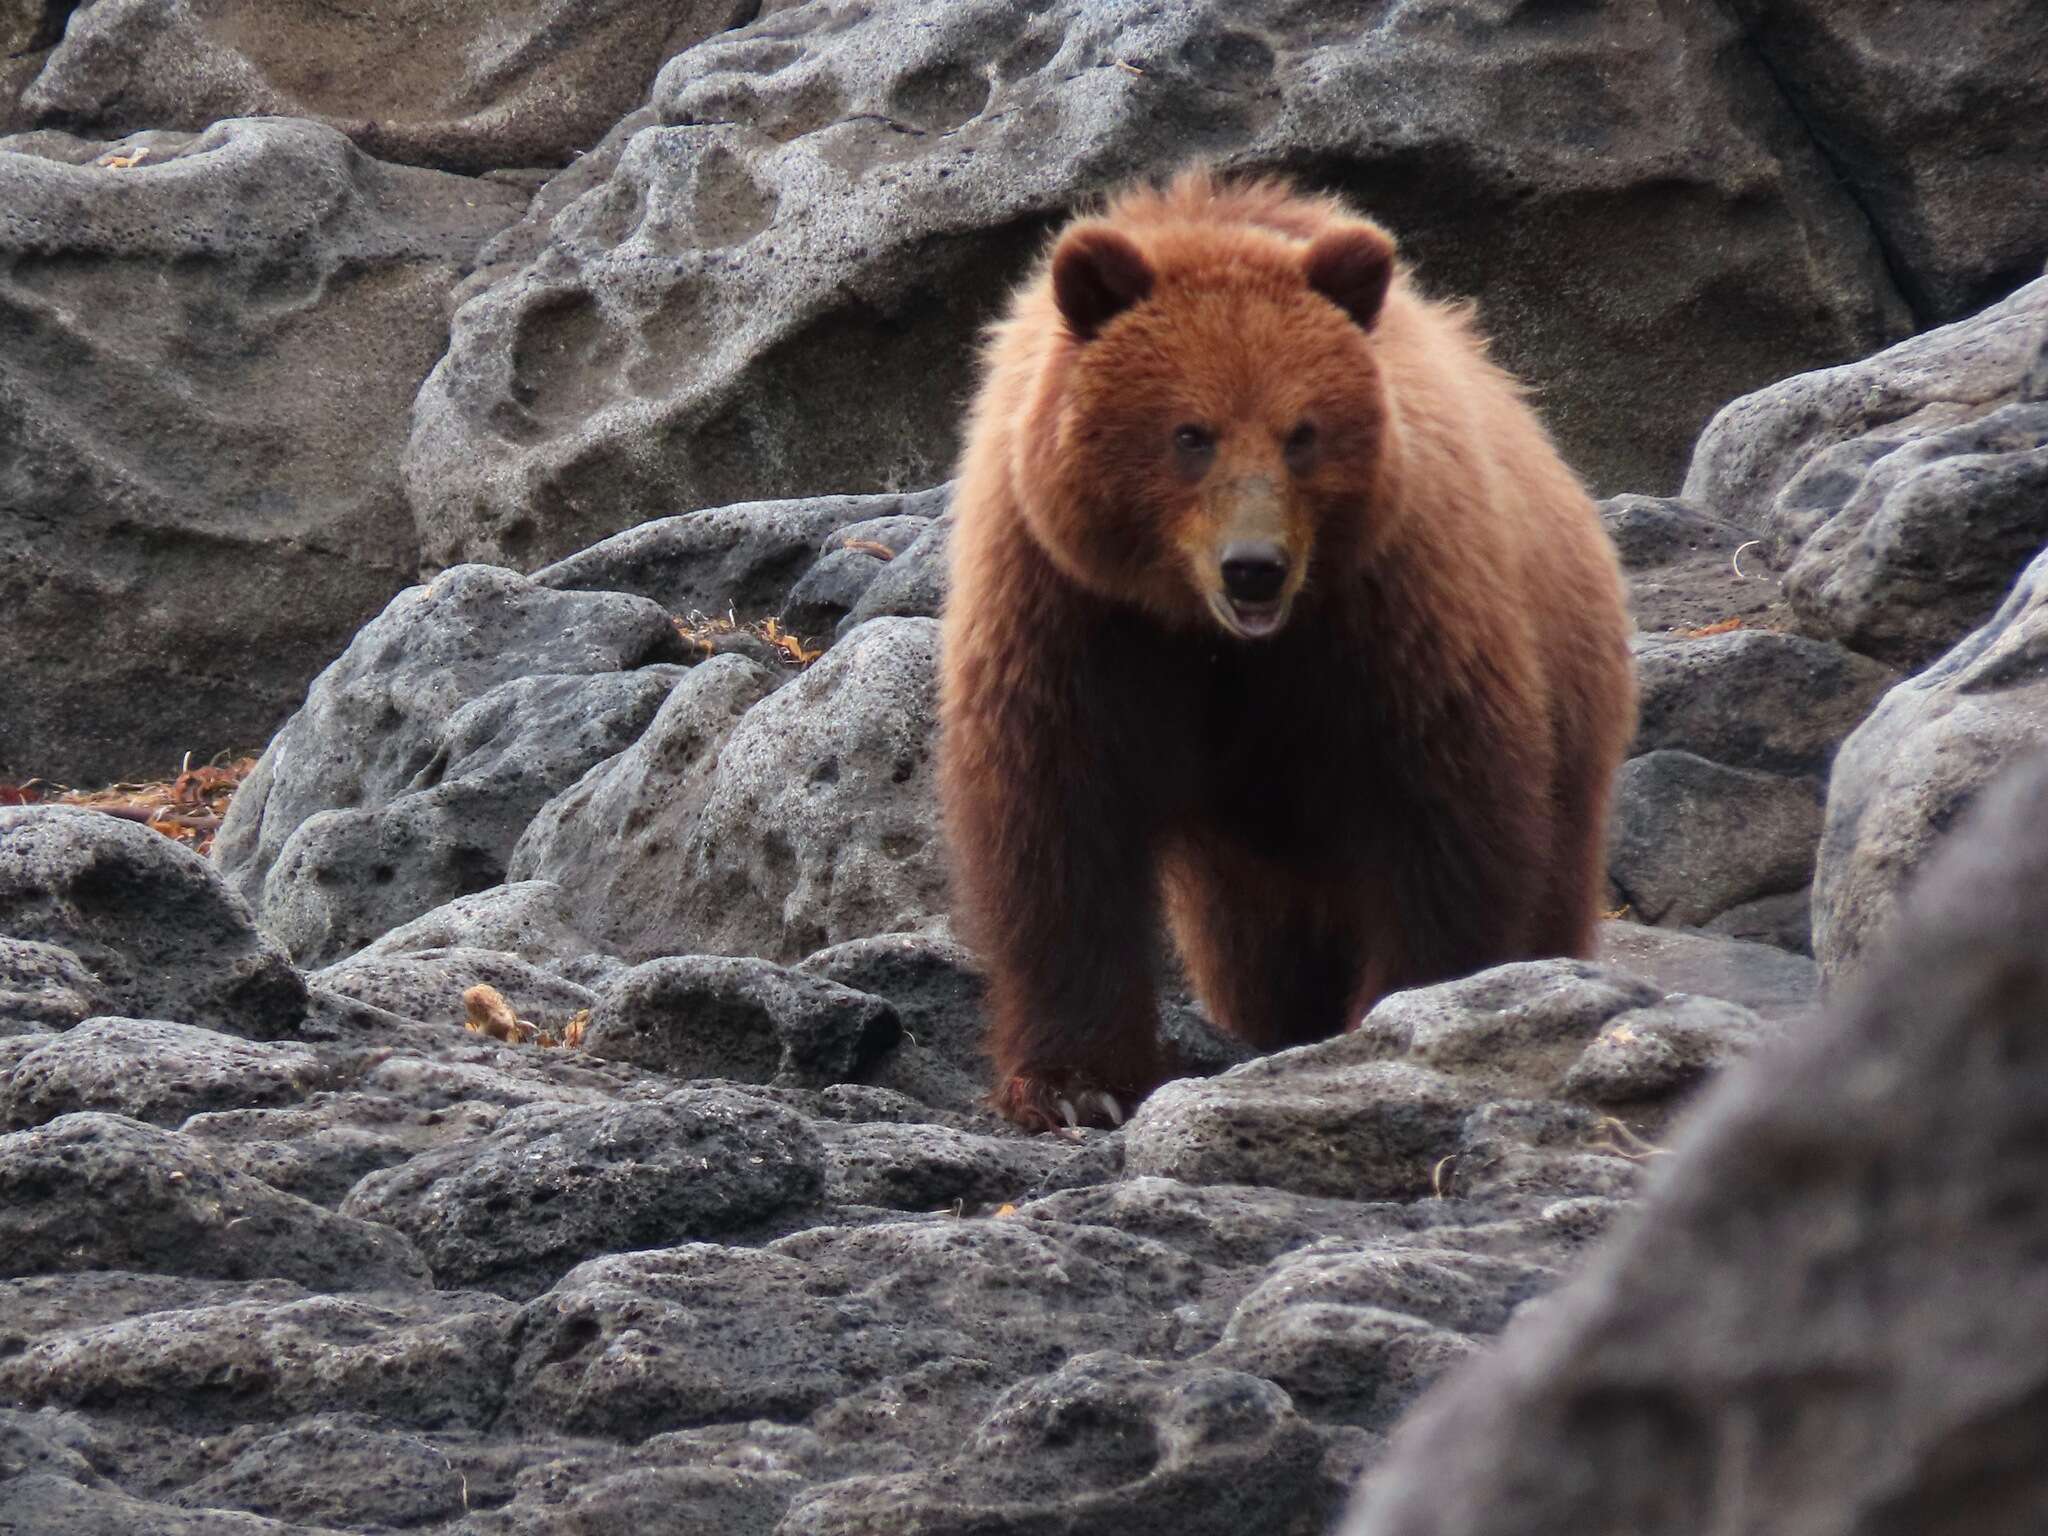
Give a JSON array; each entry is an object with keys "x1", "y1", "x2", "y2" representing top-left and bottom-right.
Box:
[{"x1": 1211, "y1": 593, "x2": 1289, "y2": 640}]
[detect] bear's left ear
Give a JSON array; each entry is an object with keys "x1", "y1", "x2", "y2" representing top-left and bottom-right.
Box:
[
  {"x1": 1052, "y1": 225, "x2": 1155, "y2": 342},
  {"x1": 1304, "y1": 224, "x2": 1395, "y2": 332}
]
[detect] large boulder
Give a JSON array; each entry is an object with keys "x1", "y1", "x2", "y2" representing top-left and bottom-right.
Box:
[
  {"x1": 15, "y1": 0, "x2": 755, "y2": 174},
  {"x1": 406, "y1": 0, "x2": 1910, "y2": 572},
  {"x1": 1813, "y1": 546, "x2": 2048, "y2": 979},
  {"x1": 210, "y1": 565, "x2": 691, "y2": 966},
  {"x1": 512, "y1": 618, "x2": 947, "y2": 962},
  {"x1": 1605, "y1": 751, "x2": 1823, "y2": 929},
  {"x1": 1343, "y1": 747, "x2": 2048, "y2": 1536},
  {"x1": 0, "y1": 118, "x2": 526, "y2": 784},
  {"x1": 1724, "y1": 0, "x2": 2048, "y2": 321},
  {"x1": 0, "y1": 807, "x2": 306, "y2": 1038},
  {"x1": 1685, "y1": 271, "x2": 2048, "y2": 669}
]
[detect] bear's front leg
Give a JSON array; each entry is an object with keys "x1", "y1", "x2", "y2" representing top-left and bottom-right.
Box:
[{"x1": 939, "y1": 647, "x2": 1171, "y2": 1132}]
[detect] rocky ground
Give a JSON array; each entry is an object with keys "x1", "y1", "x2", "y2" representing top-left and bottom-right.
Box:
[{"x1": 4, "y1": 2, "x2": 2048, "y2": 1532}]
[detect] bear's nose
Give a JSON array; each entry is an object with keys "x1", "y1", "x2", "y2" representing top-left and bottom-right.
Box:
[{"x1": 1219, "y1": 542, "x2": 1290, "y2": 604}]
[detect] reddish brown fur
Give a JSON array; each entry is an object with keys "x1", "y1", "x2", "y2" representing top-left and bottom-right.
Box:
[{"x1": 939, "y1": 169, "x2": 1635, "y2": 1131}]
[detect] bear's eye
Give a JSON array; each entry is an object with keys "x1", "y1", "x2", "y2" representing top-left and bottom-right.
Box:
[
  {"x1": 1285, "y1": 420, "x2": 1318, "y2": 467},
  {"x1": 1173, "y1": 423, "x2": 1215, "y2": 455}
]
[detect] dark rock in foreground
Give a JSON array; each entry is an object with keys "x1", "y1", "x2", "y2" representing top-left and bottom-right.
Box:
[{"x1": 1343, "y1": 748, "x2": 2048, "y2": 1535}]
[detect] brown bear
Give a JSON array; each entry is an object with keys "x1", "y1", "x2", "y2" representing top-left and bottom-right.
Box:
[{"x1": 938, "y1": 169, "x2": 1635, "y2": 1132}]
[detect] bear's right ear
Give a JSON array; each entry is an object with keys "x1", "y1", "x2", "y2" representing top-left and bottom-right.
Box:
[
  {"x1": 1052, "y1": 226, "x2": 1155, "y2": 342},
  {"x1": 1304, "y1": 224, "x2": 1395, "y2": 332}
]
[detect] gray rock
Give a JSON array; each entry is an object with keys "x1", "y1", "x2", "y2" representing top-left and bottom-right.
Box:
[
  {"x1": 537, "y1": 487, "x2": 948, "y2": 621},
  {"x1": 0, "y1": 1405, "x2": 104, "y2": 1492},
  {"x1": 0, "y1": 1113, "x2": 429, "y2": 1290},
  {"x1": 507, "y1": 1217, "x2": 1204, "y2": 1443},
  {"x1": 1200, "y1": 1245, "x2": 1538, "y2": 1431},
  {"x1": 836, "y1": 510, "x2": 956, "y2": 637},
  {"x1": 818, "y1": 1121, "x2": 1087, "y2": 1213},
  {"x1": 1780, "y1": 403, "x2": 2048, "y2": 667},
  {"x1": 1, "y1": 1018, "x2": 324, "y2": 1131},
  {"x1": 212, "y1": 564, "x2": 690, "y2": 966},
  {"x1": 1595, "y1": 921, "x2": 1820, "y2": 1030},
  {"x1": 1601, "y1": 496, "x2": 1753, "y2": 573},
  {"x1": 515, "y1": 618, "x2": 946, "y2": 962},
  {"x1": 313, "y1": 947, "x2": 597, "y2": 1036},
  {"x1": 827, "y1": 513, "x2": 944, "y2": 560},
  {"x1": 796, "y1": 931, "x2": 987, "y2": 1075},
  {"x1": 1814, "y1": 545, "x2": 2048, "y2": 978},
  {"x1": 0, "y1": 1285, "x2": 518, "y2": 1431},
  {"x1": 1701, "y1": 886, "x2": 1814, "y2": 955},
  {"x1": 339, "y1": 1089, "x2": 826, "y2": 1298},
  {"x1": 345, "y1": 881, "x2": 606, "y2": 970},
  {"x1": 20, "y1": 0, "x2": 752, "y2": 174},
  {"x1": 1126, "y1": 962, "x2": 1669, "y2": 1204},
  {"x1": 169, "y1": 1416, "x2": 468, "y2": 1529},
  {"x1": 1340, "y1": 749, "x2": 2048, "y2": 1536},
  {"x1": 1606, "y1": 750, "x2": 1824, "y2": 927},
  {"x1": 1724, "y1": 0, "x2": 2048, "y2": 321},
  {"x1": 350, "y1": 1035, "x2": 648, "y2": 1115},
  {"x1": 180, "y1": 1097, "x2": 469, "y2": 1210},
  {"x1": 506, "y1": 653, "x2": 780, "y2": 948},
  {"x1": 1356, "y1": 964, "x2": 1665, "y2": 1086},
  {"x1": 784, "y1": 547, "x2": 895, "y2": 643},
  {"x1": 1686, "y1": 272, "x2": 2048, "y2": 666},
  {"x1": 1599, "y1": 496, "x2": 1784, "y2": 638},
  {"x1": 0, "y1": 939, "x2": 108, "y2": 1036},
  {"x1": 781, "y1": 1353, "x2": 1333, "y2": 1536},
  {"x1": 0, "y1": 808, "x2": 306, "y2": 1038},
  {"x1": 0, "y1": 1477, "x2": 346, "y2": 1534},
  {"x1": 1559, "y1": 995, "x2": 1770, "y2": 1106},
  {"x1": 0, "y1": 118, "x2": 526, "y2": 784},
  {"x1": 586, "y1": 956, "x2": 900, "y2": 1089},
  {"x1": 436, "y1": 1421, "x2": 856, "y2": 1536},
  {"x1": 509, "y1": 1220, "x2": 1204, "y2": 1449},
  {"x1": 1631, "y1": 629, "x2": 1898, "y2": 777},
  {"x1": 407, "y1": 0, "x2": 1905, "y2": 573},
  {"x1": 1019, "y1": 1176, "x2": 1441, "y2": 1272}
]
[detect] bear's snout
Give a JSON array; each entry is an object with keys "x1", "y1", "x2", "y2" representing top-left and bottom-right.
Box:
[
  {"x1": 1220, "y1": 541, "x2": 1290, "y2": 604},
  {"x1": 1216, "y1": 540, "x2": 1293, "y2": 637}
]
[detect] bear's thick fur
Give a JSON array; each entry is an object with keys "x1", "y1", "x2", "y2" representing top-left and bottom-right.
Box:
[{"x1": 939, "y1": 170, "x2": 1635, "y2": 1131}]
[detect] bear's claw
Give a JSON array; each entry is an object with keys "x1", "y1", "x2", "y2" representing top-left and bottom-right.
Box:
[{"x1": 995, "y1": 1074, "x2": 1132, "y2": 1133}]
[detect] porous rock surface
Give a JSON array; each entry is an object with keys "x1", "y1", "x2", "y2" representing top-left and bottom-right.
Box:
[
  {"x1": 406, "y1": 0, "x2": 1917, "y2": 574},
  {"x1": 211, "y1": 564, "x2": 691, "y2": 967},
  {"x1": 0, "y1": 117, "x2": 527, "y2": 784},
  {"x1": 1686, "y1": 271, "x2": 2048, "y2": 670},
  {"x1": 1343, "y1": 748, "x2": 2048, "y2": 1536},
  {"x1": 18, "y1": 0, "x2": 756, "y2": 174},
  {"x1": 1813, "y1": 543, "x2": 2048, "y2": 980},
  {"x1": 1, "y1": 785, "x2": 1789, "y2": 1533}
]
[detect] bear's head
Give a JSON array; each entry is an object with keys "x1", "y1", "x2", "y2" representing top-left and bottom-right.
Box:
[{"x1": 1018, "y1": 209, "x2": 1398, "y2": 640}]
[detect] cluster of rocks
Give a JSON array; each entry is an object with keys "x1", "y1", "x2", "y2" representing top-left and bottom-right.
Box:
[
  {"x1": 8, "y1": 0, "x2": 2048, "y2": 782},
  {"x1": 5, "y1": 1, "x2": 2048, "y2": 1531},
  {"x1": 1605, "y1": 271, "x2": 2048, "y2": 957},
  {"x1": 2, "y1": 789, "x2": 1791, "y2": 1534},
  {"x1": 3, "y1": 251, "x2": 2044, "y2": 1522}
]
